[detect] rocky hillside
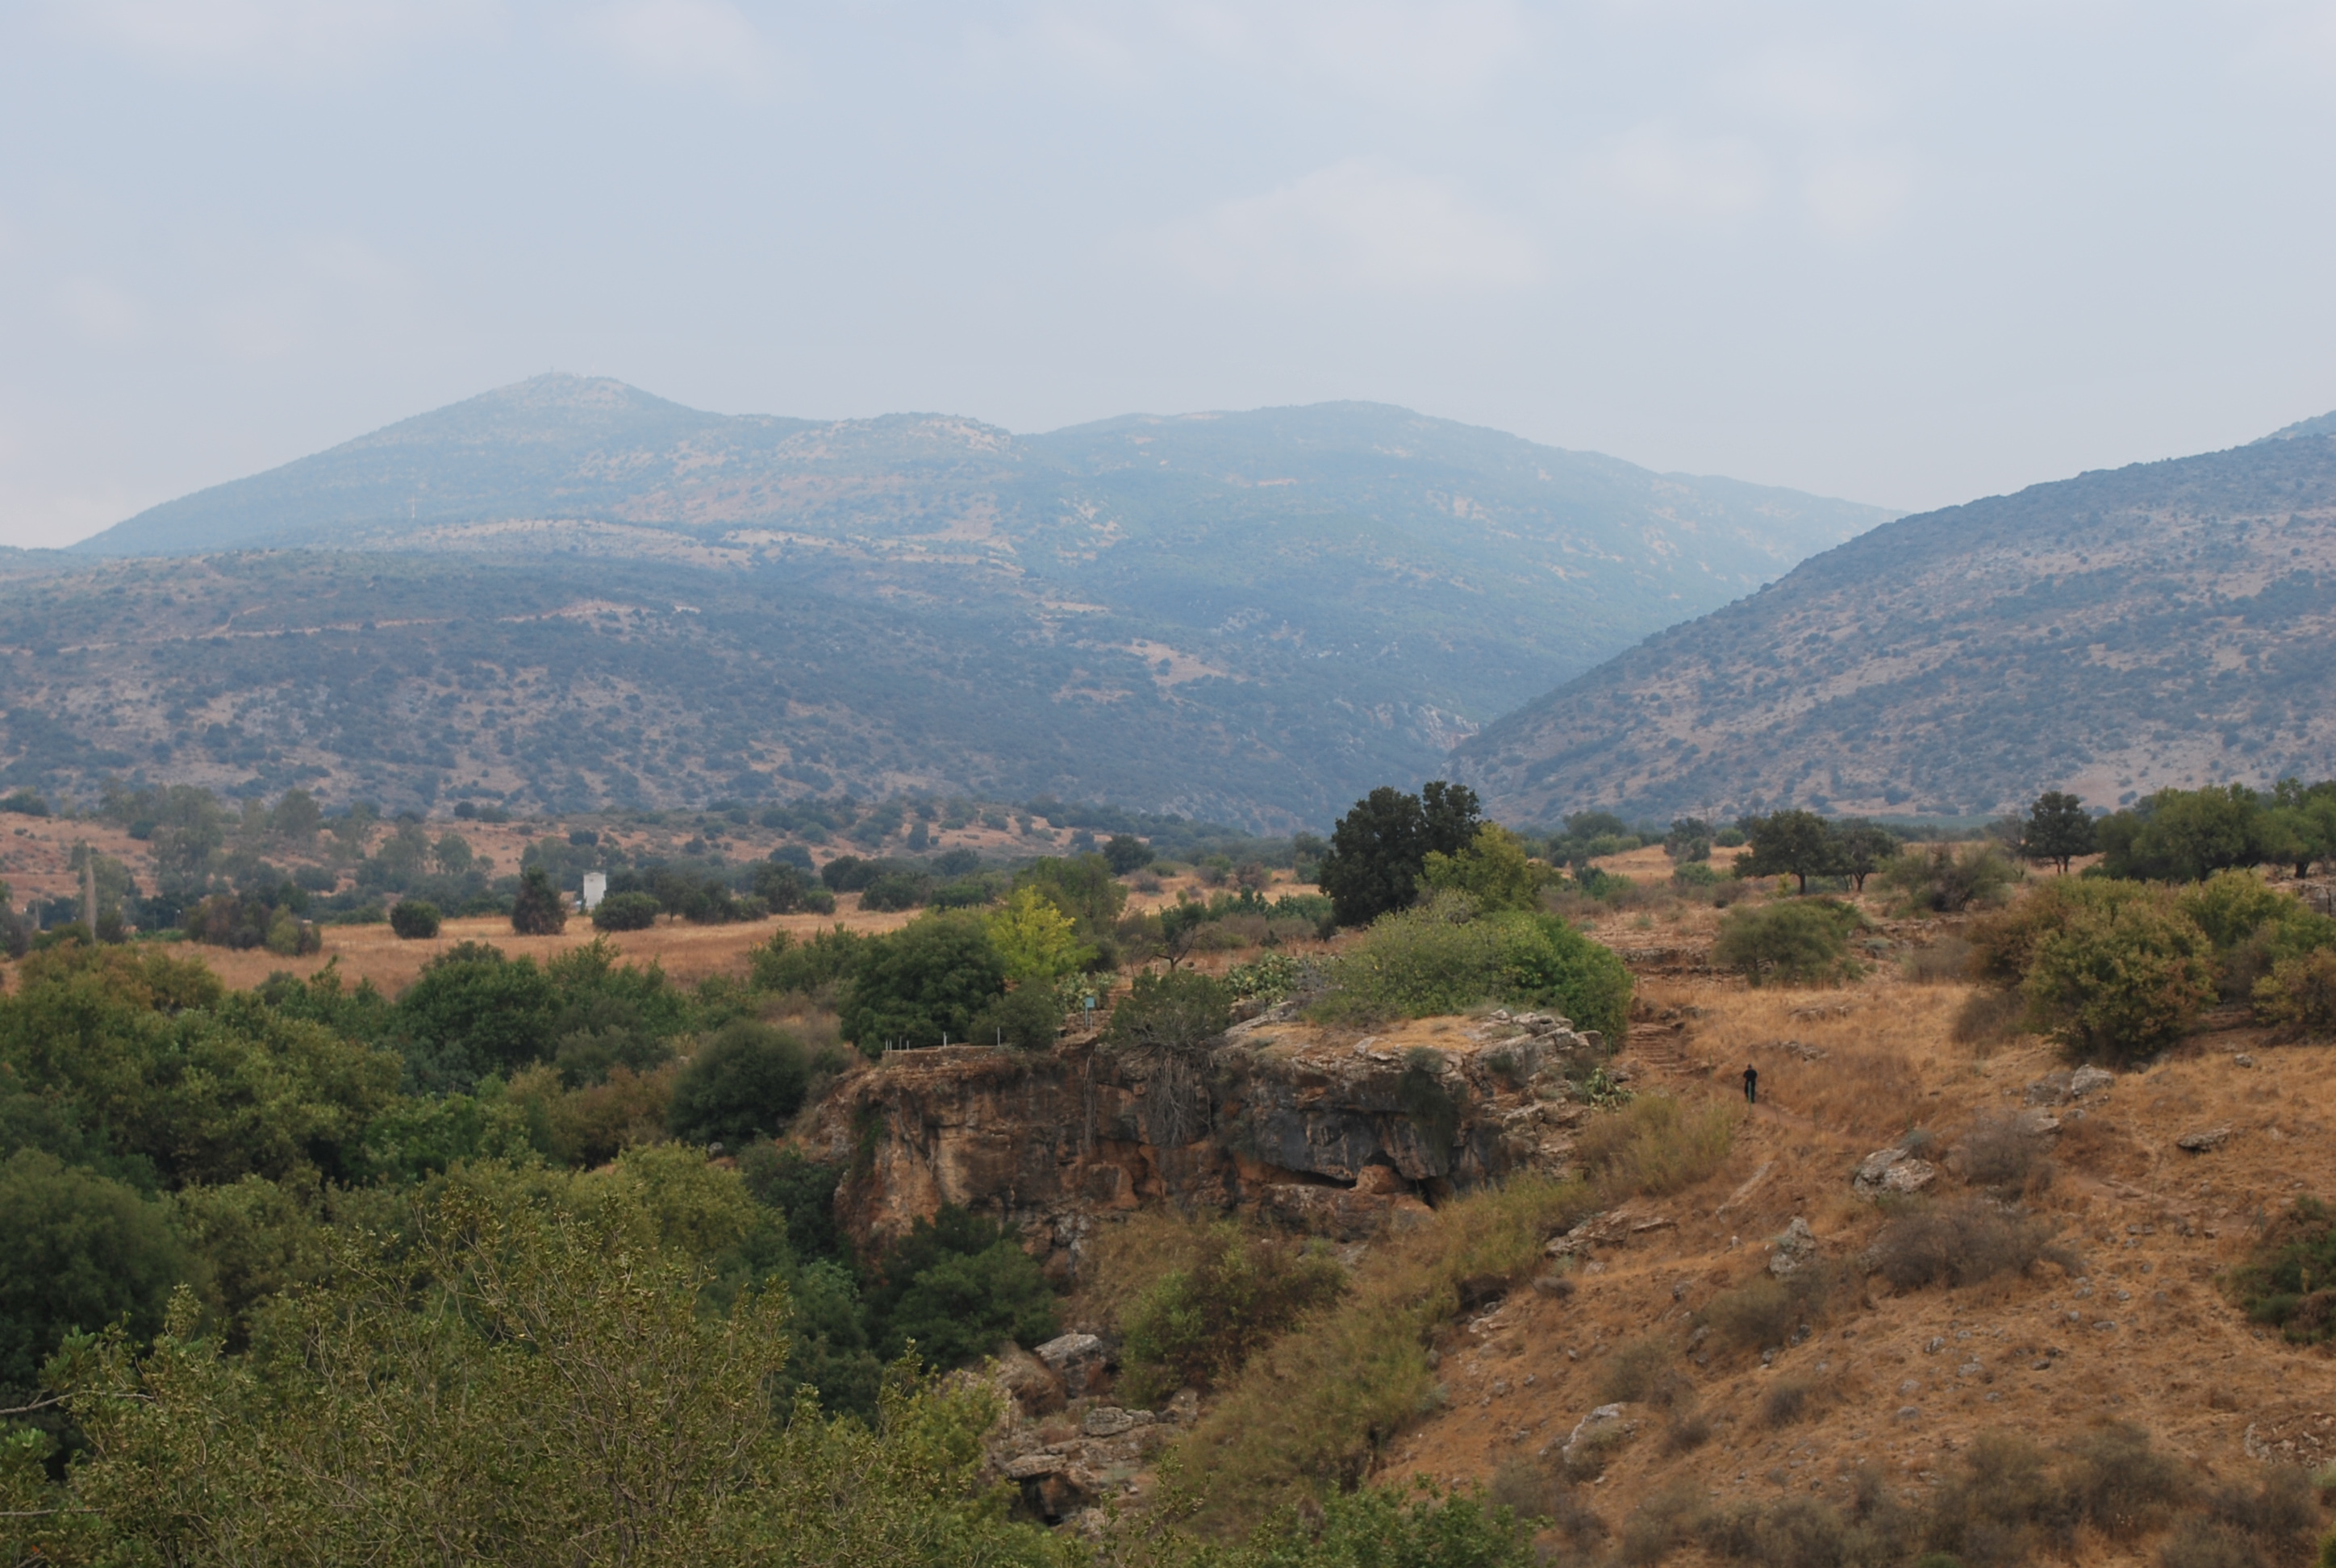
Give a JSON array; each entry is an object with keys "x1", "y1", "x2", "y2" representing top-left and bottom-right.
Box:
[
  {"x1": 4, "y1": 376, "x2": 1888, "y2": 825},
  {"x1": 1453, "y1": 419, "x2": 2336, "y2": 824}
]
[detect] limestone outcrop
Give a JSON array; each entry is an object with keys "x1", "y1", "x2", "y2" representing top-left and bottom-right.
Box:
[{"x1": 795, "y1": 1007, "x2": 1600, "y2": 1274}]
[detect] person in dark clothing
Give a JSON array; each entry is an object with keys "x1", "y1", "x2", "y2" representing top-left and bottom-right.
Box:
[{"x1": 1742, "y1": 1064, "x2": 1758, "y2": 1105}]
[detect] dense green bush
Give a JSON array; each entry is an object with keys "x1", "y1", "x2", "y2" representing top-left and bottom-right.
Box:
[
  {"x1": 510, "y1": 865, "x2": 568, "y2": 936},
  {"x1": 749, "y1": 925, "x2": 870, "y2": 999},
  {"x1": 857, "y1": 870, "x2": 932, "y2": 912},
  {"x1": 1710, "y1": 899, "x2": 1863, "y2": 986},
  {"x1": 837, "y1": 914, "x2": 1007, "y2": 1053},
  {"x1": 2256, "y1": 950, "x2": 2336, "y2": 1039},
  {"x1": 1316, "y1": 781, "x2": 1482, "y2": 927},
  {"x1": 591, "y1": 890, "x2": 661, "y2": 932},
  {"x1": 0, "y1": 1149, "x2": 186, "y2": 1395},
  {"x1": 1119, "y1": 1224, "x2": 1347, "y2": 1407},
  {"x1": 967, "y1": 982, "x2": 1064, "y2": 1051},
  {"x1": 1875, "y1": 843, "x2": 2020, "y2": 914},
  {"x1": 1311, "y1": 899, "x2": 1629, "y2": 1040},
  {"x1": 667, "y1": 1021, "x2": 834, "y2": 1148},
  {"x1": 2229, "y1": 1197, "x2": 2336, "y2": 1341},
  {"x1": 2021, "y1": 893, "x2": 2213, "y2": 1063},
  {"x1": 863, "y1": 1205, "x2": 1057, "y2": 1367},
  {"x1": 389, "y1": 899, "x2": 442, "y2": 939}
]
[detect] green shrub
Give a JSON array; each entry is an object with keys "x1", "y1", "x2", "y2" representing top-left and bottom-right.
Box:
[
  {"x1": 510, "y1": 865, "x2": 568, "y2": 936},
  {"x1": 837, "y1": 914, "x2": 1007, "y2": 1053},
  {"x1": 749, "y1": 924, "x2": 870, "y2": 999},
  {"x1": 2226, "y1": 1197, "x2": 2336, "y2": 1341},
  {"x1": 966, "y1": 982, "x2": 1063, "y2": 1051},
  {"x1": 1967, "y1": 876, "x2": 2157, "y2": 987},
  {"x1": 0, "y1": 1149, "x2": 186, "y2": 1394},
  {"x1": 857, "y1": 870, "x2": 932, "y2": 913},
  {"x1": 2257, "y1": 950, "x2": 2336, "y2": 1038},
  {"x1": 1877, "y1": 844, "x2": 2021, "y2": 915},
  {"x1": 1311, "y1": 899, "x2": 1629, "y2": 1039},
  {"x1": 666, "y1": 1021, "x2": 832, "y2": 1147},
  {"x1": 863, "y1": 1205, "x2": 1059, "y2": 1370},
  {"x1": 1117, "y1": 1224, "x2": 1347, "y2": 1408},
  {"x1": 389, "y1": 899, "x2": 442, "y2": 940},
  {"x1": 591, "y1": 891, "x2": 661, "y2": 932},
  {"x1": 2021, "y1": 893, "x2": 2213, "y2": 1063},
  {"x1": 1710, "y1": 899, "x2": 1862, "y2": 986}
]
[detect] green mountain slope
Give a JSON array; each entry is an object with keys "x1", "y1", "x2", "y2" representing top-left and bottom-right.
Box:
[
  {"x1": 22, "y1": 376, "x2": 1892, "y2": 824},
  {"x1": 1452, "y1": 419, "x2": 2336, "y2": 824}
]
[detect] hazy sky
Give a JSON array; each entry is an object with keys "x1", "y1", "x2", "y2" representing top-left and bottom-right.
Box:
[{"x1": 5, "y1": 1, "x2": 2335, "y2": 547}]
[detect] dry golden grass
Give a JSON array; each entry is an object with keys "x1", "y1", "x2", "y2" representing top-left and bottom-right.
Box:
[{"x1": 1679, "y1": 982, "x2": 1945, "y2": 1141}]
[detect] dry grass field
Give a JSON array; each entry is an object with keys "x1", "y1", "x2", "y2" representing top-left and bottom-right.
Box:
[{"x1": 1354, "y1": 914, "x2": 2336, "y2": 1563}]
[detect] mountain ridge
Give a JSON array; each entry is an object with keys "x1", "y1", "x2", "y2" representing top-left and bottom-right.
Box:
[
  {"x1": 10, "y1": 377, "x2": 1896, "y2": 824},
  {"x1": 1452, "y1": 423, "x2": 2336, "y2": 824}
]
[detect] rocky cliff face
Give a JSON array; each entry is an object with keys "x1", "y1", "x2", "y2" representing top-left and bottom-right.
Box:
[{"x1": 796, "y1": 1007, "x2": 1606, "y2": 1277}]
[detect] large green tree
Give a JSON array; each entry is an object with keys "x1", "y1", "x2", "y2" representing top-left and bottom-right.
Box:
[
  {"x1": 1734, "y1": 809, "x2": 1843, "y2": 894},
  {"x1": 2019, "y1": 790, "x2": 2100, "y2": 874},
  {"x1": 837, "y1": 915, "x2": 1007, "y2": 1053},
  {"x1": 1316, "y1": 781, "x2": 1482, "y2": 927}
]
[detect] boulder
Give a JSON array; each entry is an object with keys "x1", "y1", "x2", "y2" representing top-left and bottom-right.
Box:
[
  {"x1": 2176, "y1": 1126, "x2": 2234, "y2": 1153},
  {"x1": 993, "y1": 1343, "x2": 1066, "y2": 1416},
  {"x1": 1034, "y1": 1332, "x2": 1112, "y2": 1397},
  {"x1": 1082, "y1": 1406, "x2": 1152, "y2": 1438},
  {"x1": 1769, "y1": 1216, "x2": 1819, "y2": 1277},
  {"x1": 1851, "y1": 1148, "x2": 1940, "y2": 1200}
]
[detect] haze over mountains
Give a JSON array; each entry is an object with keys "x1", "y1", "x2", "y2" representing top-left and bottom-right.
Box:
[
  {"x1": 1455, "y1": 416, "x2": 2336, "y2": 825},
  {"x1": 2, "y1": 376, "x2": 1890, "y2": 826}
]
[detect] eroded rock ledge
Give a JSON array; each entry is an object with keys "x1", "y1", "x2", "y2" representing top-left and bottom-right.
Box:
[{"x1": 796, "y1": 1007, "x2": 1604, "y2": 1276}]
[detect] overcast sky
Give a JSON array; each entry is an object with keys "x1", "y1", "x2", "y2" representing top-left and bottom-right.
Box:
[{"x1": 4, "y1": 1, "x2": 2334, "y2": 547}]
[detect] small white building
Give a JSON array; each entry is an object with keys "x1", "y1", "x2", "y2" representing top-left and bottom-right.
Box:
[{"x1": 582, "y1": 872, "x2": 607, "y2": 911}]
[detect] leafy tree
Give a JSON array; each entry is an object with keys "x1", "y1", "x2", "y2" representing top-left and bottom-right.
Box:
[
  {"x1": 668, "y1": 1021, "x2": 828, "y2": 1148},
  {"x1": 1712, "y1": 900, "x2": 1863, "y2": 986},
  {"x1": 749, "y1": 925, "x2": 871, "y2": 999},
  {"x1": 591, "y1": 890, "x2": 661, "y2": 931},
  {"x1": 1664, "y1": 818, "x2": 1714, "y2": 862},
  {"x1": 1012, "y1": 854, "x2": 1128, "y2": 935},
  {"x1": 984, "y1": 886, "x2": 1093, "y2": 982},
  {"x1": 837, "y1": 915, "x2": 1007, "y2": 1053},
  {"x1": 389, "y1": 899, "x2": 441, "y2": 940},
  {"x1": 1831, "y1": 820, "x2": 1900, "y2": 892},
  {"x1": 1419, "y1": 823, "x2": 1546, "y2": 912},
  {"x1": 968, "y1": 982, "x2": 1064, "y2": 1051},
  {"x1": 0, "y1": 1150, "x2": 186, "y2": 1397},
  {"x1": 394, "y1": 941, "x2": 561, "y2": 1089},
  {"x1": 267, "y1": 788, "x2": 323, "y2": 844},
  {"x1": 511, "y1": 865, "x2": 569, "y2": 936},
  {"x1": 863, "y1": 1205, "x2": 1058, "y2": 1369},
  {"x1": 1316, "y1": 781, "x2": 1482, "y2": 928},
  {"x1": 2022, "y1": 893, "x2": 2214, "y2": 1063},
  {"x1": 2019, "y1": 790, "x2": 2099, "y2": 874},
  {"x1": 35, "y1": 1174, "x2": 1064, "y2": 1568},
  {"x1": 749, "y1": 861, "x2": 832, "y2": 915},
  {"x1": 1103, "y1": 834, "x2": 1155, "y2": 874},
  {"x1": 2267, "y1": 778, "x2": 2336, "y2": 878},
  {"x1": 1876, "y1": 843, "x2": 2021, "y2": 914},
  {"x1": 857, "y1": 869, "x2": 932, "y2": 913},
  {"x1": 2096, "y1": 784, "x2": 2275, "y2": 882},
  {"x1": 1733, "y1": 810, "x2": 1842, "y2": 894}
]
